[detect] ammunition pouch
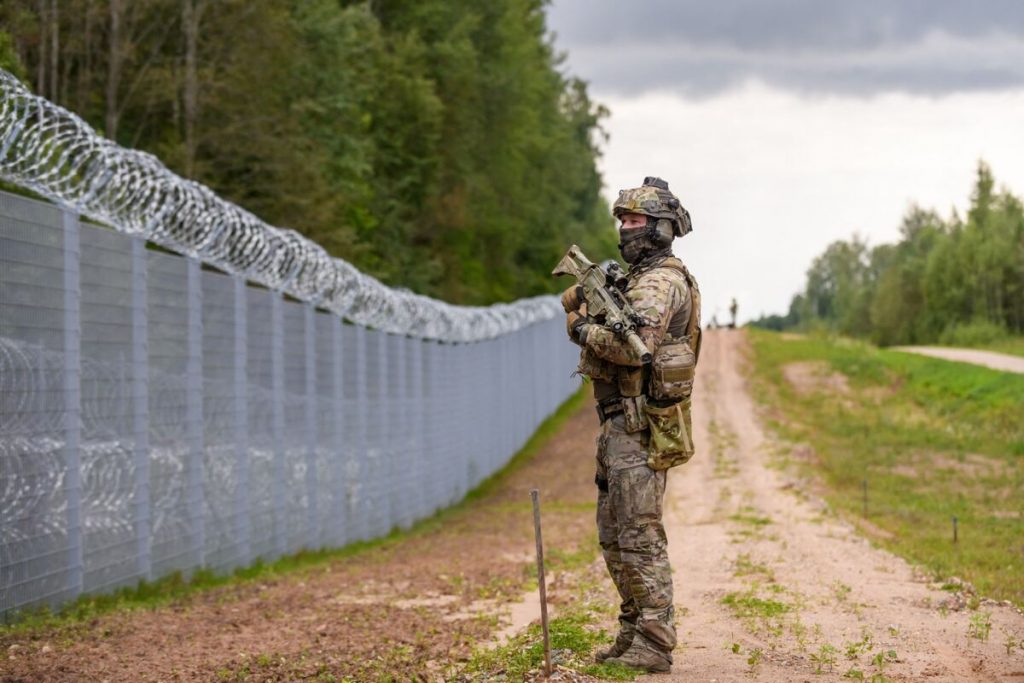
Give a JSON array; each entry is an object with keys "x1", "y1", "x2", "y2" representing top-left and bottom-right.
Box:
[
  {"x1": 617, "y1": 366, "x2": 644, "y2": 397},
  {"x1": 649, "y1": 337, "x2": 696, "y2": 402},
  {"x1": 621, "y1": 395, "x2": 646, "y2": 433},
  {"x1": 595, "y1": 399, "x2": 623, "y2": 424},
  {"x1": 643, "y1": 399, "x2": 695, "y2": 470},
  {"x1": 596, "y1": 395, "x2": 647, "y2": 434}
]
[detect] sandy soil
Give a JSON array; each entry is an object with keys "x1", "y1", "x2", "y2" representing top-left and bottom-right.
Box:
[
  {"x1": 653, "y1": 330, "x2": 1024, "y2": 682},
  {"x1": 892, "y1": 346, "x2": 1024, "y2": 374}
]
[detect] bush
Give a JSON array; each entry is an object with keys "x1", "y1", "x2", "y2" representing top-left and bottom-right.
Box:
[{"x1": 938, "y1": 319, "x2": 1008, "y2": 347}]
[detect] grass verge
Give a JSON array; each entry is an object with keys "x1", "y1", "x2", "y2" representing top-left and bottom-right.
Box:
[
  {"x1": 976, "y1": 335, "x2": 1024, "y2": 359},
  {"x1": 747, "y1": 329, "x2": 1024, "y2": 605},
  {"x1": 2, "y1": 386, "x2": 590, "y2": 634}
]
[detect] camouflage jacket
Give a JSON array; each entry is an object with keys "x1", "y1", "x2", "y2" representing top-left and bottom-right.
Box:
[{"x1": 577, "y1": 255, "x2": 691, "y2": 377}]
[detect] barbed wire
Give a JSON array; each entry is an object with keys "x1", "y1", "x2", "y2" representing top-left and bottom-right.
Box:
[{"x1": 0, "y1": 69, "x2": 561, "y2": 342}]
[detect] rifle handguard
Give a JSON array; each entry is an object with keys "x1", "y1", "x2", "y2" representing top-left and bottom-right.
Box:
[{"x1": 626, "y1": 331, "x2": 652, "y2": 364}]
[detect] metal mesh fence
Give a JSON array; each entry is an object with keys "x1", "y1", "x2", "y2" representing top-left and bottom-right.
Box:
[{"x1": 0, "y1": 190, "x2": 581, "y2": 621}]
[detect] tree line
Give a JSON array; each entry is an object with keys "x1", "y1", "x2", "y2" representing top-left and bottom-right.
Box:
[
  {"x1": 0, "y1": 0, "x2": 617, "y2": 305},
  {"x1": 751, "y1": 163, "x2": 1024, "y2": 346}
]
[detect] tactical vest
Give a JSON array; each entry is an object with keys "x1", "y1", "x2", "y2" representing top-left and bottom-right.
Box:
[
  {"x1": 616, "y1": 257, "x2": 701, "y2": 401},
  {"x1": 661, "y1": 257, "x2": 701, "y2": 359},
  {"x1": 647, "y1": 257, "x2": 701, "y2": 403},
  {"x1": 644, "y1": 258, "x2": 701, "y2": 469}
]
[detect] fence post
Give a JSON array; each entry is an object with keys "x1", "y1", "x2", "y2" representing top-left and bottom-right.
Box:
[
  {"x1": 271, "y1": 292, "x2": 286, "y2": 557},
  {"x1": 131, "y1": 237, "x2": 151, "y2": 582},
  {"x1": 233, "y1": 276, "x2": 251, "y2": 566},
  {"x1": 410, "y1": 338, "x2": 425, "y2": 522},
  {"x1": 185, "y1": 257, "x2": 205, "y2": 568},
  {"x1": 394, "y1": 334, "x2": 408, "y2": 528},
  {"x1": 353, "y1": 324, "x2": 369, "y2": 541},
  {"x1": 61, "y1": 208, "x2": 83, "y2": 602},
  {"x1": 304, "y1": 303, "x2": 319, "y2": 549},
  {"x1": 378, "y1": 331, "x2": 392, "y2": 534},
  {"x1": 422, "y1": 340, "x2": 437, "y2": 516},
  {"x1": 331, "y1": 316, "x2": 346, "y2": 547}
]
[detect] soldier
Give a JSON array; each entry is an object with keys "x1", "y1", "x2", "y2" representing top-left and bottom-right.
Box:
[
  {"x1": 730, "y1": 298, "x2": 738, "y2": 329},
  {"x1": 563, "y1": 177, "x2": 700, "y2": 673}
]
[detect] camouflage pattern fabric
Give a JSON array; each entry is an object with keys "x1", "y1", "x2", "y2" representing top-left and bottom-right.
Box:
[
  {"x1": 567, "y1": 253, "x2": 696, "y2": 661},
  {"x1": 583, "y1": 258, "x2": 691, "y2": 367},
  {"x1": 596, "y1": 415, "x2": 676, "y2": 656}
]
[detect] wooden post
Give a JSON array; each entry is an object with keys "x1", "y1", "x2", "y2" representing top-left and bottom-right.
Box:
[{"x1": 531, "y1": 489, "x2": 552, "y2": 677}]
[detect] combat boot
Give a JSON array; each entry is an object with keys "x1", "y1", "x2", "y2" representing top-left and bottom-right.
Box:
[
  {"x1": 603, "y1": 637, "x2": 672, "y2": 674},
  {"x1": 593, "y1": 627, "x2": 634, "y2": 663}
]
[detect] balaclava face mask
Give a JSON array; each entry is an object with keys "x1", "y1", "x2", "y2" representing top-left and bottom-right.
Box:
[{"x1": 618, "y1": 226, "x2": 651, "y2": 264}]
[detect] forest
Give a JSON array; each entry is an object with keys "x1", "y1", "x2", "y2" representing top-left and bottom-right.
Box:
[
  {"x1": 751, "y1": 163, "x2": 1024, "y2": 347},
  {"x1": 0, "y1": 0, "x2": 617, "y2": 305}
]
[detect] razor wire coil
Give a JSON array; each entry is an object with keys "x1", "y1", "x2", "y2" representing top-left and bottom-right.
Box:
[{"x1": 0, "y1": 69, "x2": 560, "y2": 342}]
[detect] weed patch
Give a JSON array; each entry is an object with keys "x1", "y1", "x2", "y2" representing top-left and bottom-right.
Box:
[
  {"x1": 722, "y1": 591, "x2": 791, "y2": 619},
  {"x1": 463, "y1": 609, "x2": 637, "y2": 681}
]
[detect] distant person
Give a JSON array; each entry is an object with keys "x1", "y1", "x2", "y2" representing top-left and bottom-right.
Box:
[
  {"x1": 561, "y1": 177, "x2": 701, "y2": 673},
  {"x1": 729, "y1": 297, "x2": 738, "y2": 329}
]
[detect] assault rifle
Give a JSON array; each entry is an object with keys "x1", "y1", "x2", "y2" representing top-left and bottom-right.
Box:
[{"x1": 552, "y1": 245, "x2": 652, "y2": 364}]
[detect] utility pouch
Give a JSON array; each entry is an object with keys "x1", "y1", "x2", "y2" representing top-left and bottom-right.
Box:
[
  {"x1": 621, "y1": 395, "x2": 647, "y2": 433},
  {"x1": 643, "y1": 400, "x2": 695, "y2": 470},
  {"x1": 617, "y1": 366, "x2": 644, "y2": 397},
  {"x1": 577, "y1": 348, "x2": 616, "y2": 382},
  {"x1": 650, "y1": 338, "x2": 696, "y2": 402}
]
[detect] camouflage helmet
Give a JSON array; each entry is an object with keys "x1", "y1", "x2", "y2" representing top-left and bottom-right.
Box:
[{"x1": 613, "y1": 176, "x2": 692, "y2": 238}]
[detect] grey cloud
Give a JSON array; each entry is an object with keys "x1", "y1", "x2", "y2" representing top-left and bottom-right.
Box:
[{"x1": 547, "y1": 0, "x2": 1024, "y2": 96}]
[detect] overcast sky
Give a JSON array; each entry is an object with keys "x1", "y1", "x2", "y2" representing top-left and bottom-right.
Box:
[{"x1": 546, "y1": 0, "x2": 1024, "y2": 323}]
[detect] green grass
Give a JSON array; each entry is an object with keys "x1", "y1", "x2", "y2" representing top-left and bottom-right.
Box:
[
  {"x1": 729, "y1": 509, "x2": 773, "y2": 527},
  {"x1": 546, "y1": 538, "x2": 602, "y2": 573},
  {"x1": 721, "y1": 591, "x2": 791, "y2": 619},
  {"x1": 2, "y1": 386, "x2": 590, "y2": 632},
  {"x1": 747, "y1": 329, "x2": 1024, "y2": 604},
  {"x1": 463, "y1": 608, "x2": 638, "y2": 681},
  {"x1": 977, "y1": 336, "x2": 1024, "y2": 359}
]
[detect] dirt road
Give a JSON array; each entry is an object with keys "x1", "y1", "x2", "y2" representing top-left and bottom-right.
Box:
[
  {"x1": 891, "y1": 346, "x2": 1024, "y2": 374},
  {"x1": 654, "y1": 329, "x2": 1024, "y2": 681}
]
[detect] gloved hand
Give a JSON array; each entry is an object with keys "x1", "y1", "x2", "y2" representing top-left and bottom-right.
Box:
[
  {"x1": 566, "y1": 304, "x2": 590, "y2": 344},
  {"x1": 560, "y1": 285, "x2": 585, "y2": 314}
]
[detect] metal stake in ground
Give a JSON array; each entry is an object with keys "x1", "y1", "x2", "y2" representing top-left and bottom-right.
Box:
[{"x1": 531, "y1": 489, "x2": 552, "y2": 677}]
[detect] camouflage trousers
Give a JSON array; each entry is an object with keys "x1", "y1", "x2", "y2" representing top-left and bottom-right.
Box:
[{"x1": 595, "y1": 414, "x2": 676, "y2": 657}]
